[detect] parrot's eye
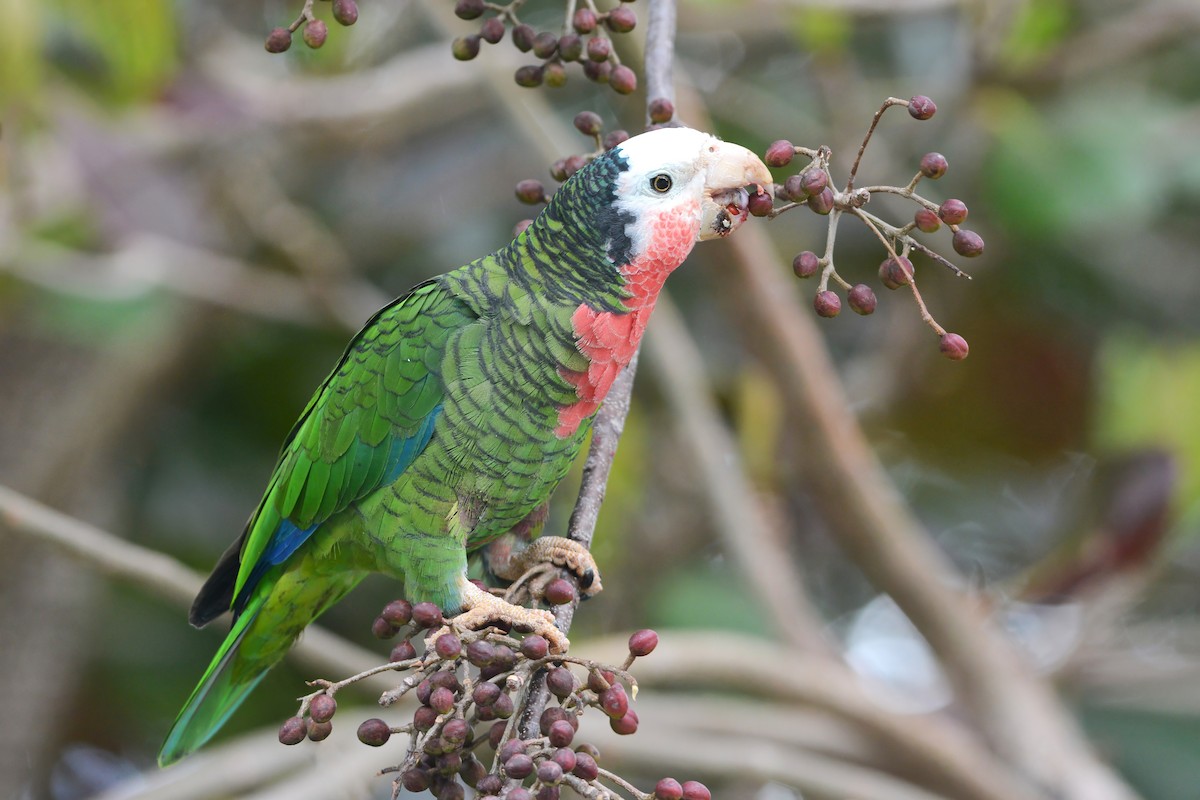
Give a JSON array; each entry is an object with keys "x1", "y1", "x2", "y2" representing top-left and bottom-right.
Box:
[{"x1": 650, "y1": 174, "x2": 672, "y2": 193}]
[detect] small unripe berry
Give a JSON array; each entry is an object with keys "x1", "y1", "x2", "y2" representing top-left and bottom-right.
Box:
[
  {"x1": 434, "y1": 633, "x2": 462, "y2": 659},
  {"x1": 807, "y1": 187, "x2": 835, "y2": 215},
  {"x1": 655, "y1": 778, "x2": 684, "y2": 800},
  {"x1": 814, "y1": 291, "x2": 841, "y2": 318},
  {"x1": 920, "y1": 152, "x2": 948, "y2": 179},
  {"x1": 603, "y1": 129, "x2": 630, "y2": 150},
  {"x1": 649, "y1": 97, "x2": 674, "y2": 124},
  {"x1": 765, "y1": 140, "x2": 794, "y2": 168},
  {"x1": 514, "y1": 65, "x2": 544, "y2": 88},
  {"x1": 309, "y1": 693, "x2": 337, "y2": 723},
  {"x1": 606, "y1": 6, "x2": 637, "y2": 32},
  {"x1": 402, "y1": 769, "x2": 431, "y2": 792},
  {"x1": 504, "y1": 753, "x2": 535, "y2": 779},
  {"x1": 908, "y1": 95, "x2": 936, "y2": 120},
  {"x1": 914, "y1": 208, "x2": 940, "y2": 233},
  {"x1": 573, "y1": 110, "x2": 603, "y2": 136},
  {"x1": 552, "y1": 747, "x2": 577, "y2": 773},
  {"x1": 430, "y1": 686, "x2": 456, "y2": 715},
  {"x1": 573, "y1": 752, "x2": 599, "y2": 781},
  {"x1": 454, "y1": 0, "x2": 485, "y2": 19},
  {"x1": 557, "y1": 33, "x2": 583, "y2": 61},
  {"x1": 544, "y1": 577, "x2": 576, "y2": 605},
  {"x1": 599, "y1": 685, "x2": 628, "y2": 719},
  {"x1": 940, "y1": 333, "x2": 969, "y2": 360},
  {"x1": 412, "y1": 602, "x2": 443, "y2": 628},
  {"x1": 537, "y1": 760, "x2": 564, "y2": 785},
  {"x1": 748, "y1": 191, "x2": 774, "y2": 217},
  {"x1": 545, "y1": 62, "x2": 568, "y2": 87},
  {"x1": 303, "y1": 20, "x2": 328, "y2": 49},
  {"x1": 799, "y1": 169, "x2": 828, "y2": 197},
  {"x1": 332, "y1": 0, "x2": 358, "y2": 26},
  {"x1": 492, "y1": 693, "x2": 515, "y2": 719},
  {"x1": 878, "y1": 256, "x2": 914, "y2": 290},
  {"x1": 573, "y1": 8, "x2": 598, "y2": 33},
  {"x1": 586, "y1": 36, "x2": 612, "y2": 62},
  {"x1": 547, "y1": 666, "x2": 575, "y2": 698},
  {"x1": 548, "y1": 718, "x2": 575, "y2": 747},
  {"x1": 952, "y1": 229, "x2": 985, "y2": 257},
  {"x1": 279, "y1": 716, "x2": 306, "y2": 745},
  {"x1": 516, "y1": 179, "x2": 546, "y2": 204},
  {"x1": 480, "y1": 17, "x2": 505, "y2": 44},
  {"x1": 848, "y1": 284, "x2": 877, "y2": 315},
  {"x1": 265, "y1": 28, "x2": 292, "y2": 53},
  {"x1": 628, "y1": 629, "x2": 659, "y2": 657},
  {"x1": 610, "y1": 709, "x2": 639, "y2": 735},
  {"x1": 609, "y1": 65, "x2": 637, "y2": 95},
  {"x1": 792, "y1": 251, "x2": 820, "y2": 279},
  {"x1": 512, "y1": 24, "x2": 535, "y2": 52},
  {"x1": 938, "y1": 199, "x2": 968, "y2": 225},
  {"x1": 682, "y1": 781, "x2": 712, "y2": 800},
  {"x1": 521, "y1": 634, "x2": 550, "y2": 659},
  {"x1": 306, "y1": 719, "x2": 332, "y2": 741},
  {"x1": 358, "y1": 718, "x2": 391, "y2": 746},
  {"x1": 452, "y1": 35, "x2": 481, "y2": 61},
  {"x1": 532, "y1": 32, "x2": 559, "y2": 59}
]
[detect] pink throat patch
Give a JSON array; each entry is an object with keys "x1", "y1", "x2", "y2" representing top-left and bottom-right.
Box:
[{"x1": 555, "y1": 202, "x2": 699, "y2": 438}]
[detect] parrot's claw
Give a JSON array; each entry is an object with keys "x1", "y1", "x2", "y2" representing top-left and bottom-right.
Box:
[
  {"x1": 440, "y1": 581, "x2": 569, "y2": 653},
  {"x1": 492, "y1": 536, "x2": 603, "y2": 598}
]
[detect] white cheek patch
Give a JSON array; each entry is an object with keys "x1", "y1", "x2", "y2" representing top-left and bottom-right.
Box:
[{"x1": 613, "y1": 170, "x2": 707, "y2": 261}]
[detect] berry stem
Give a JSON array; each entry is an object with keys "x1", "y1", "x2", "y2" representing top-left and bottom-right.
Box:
[
  {"x1": 845, "y1": 97, "x2": 908, "y2": 191},
  {"x1": 850, "y1": 209, "x2": 948, "y2": 336}
]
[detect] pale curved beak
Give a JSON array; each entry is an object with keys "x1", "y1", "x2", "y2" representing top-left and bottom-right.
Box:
[{"x1": 699, "y1": 141, "x2": 773, "y2": 241}]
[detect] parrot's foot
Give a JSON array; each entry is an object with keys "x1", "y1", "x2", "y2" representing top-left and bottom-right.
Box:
[
  {"x1": 439, "y1": 580, "x2": 569, "y2": 653},
  {"x1": 489, "y1": 536, "x2": 603, "y2": 598}
]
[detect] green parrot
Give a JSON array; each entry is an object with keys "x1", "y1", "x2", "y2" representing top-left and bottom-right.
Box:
[{"x1": 158, "y1": 126, "x2": 771, "y2": 766}]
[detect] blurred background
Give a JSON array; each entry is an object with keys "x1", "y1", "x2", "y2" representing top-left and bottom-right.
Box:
[{"x1": 2, "y1": 0, "x2": 1199, "y2": 798}]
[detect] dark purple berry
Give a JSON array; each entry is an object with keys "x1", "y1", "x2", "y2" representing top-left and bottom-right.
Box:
[
  {"x1": 466, "y1": 639, "x2": 495, "y2": 667},
  {"x1": 307, "y1": 719, "x2": 332, "y2": 741},
  {"x1": 609, "y1": 65, "x2": 637, "y2": 95},
  {"x1": 515, "y1": 179, "x2": 545, "y2": 205},
  {"x1": 547, "y1": 666, "x2": 575, "y2": 698},
  {"x1": 460, "y1": 757, "x2": 487, "y2": 788},
  {"x1": 606, "y1": 6, "x2": 637, "y2": 32},
  {"x1": 628, "y1": 629, "x2": 659, "y2": 657},
  {"x1": 682, "y1": 781, "x2": 711, "y2": 800},
  {"x1": 914, "y1": 209, "x2": 940, "y2": 233},
  {"x1": 656, "y1": 778, "x2": 684, "y2": 800},
  {"x1": 508, "y1": 790, "x2": 533, "y2": 800},
  {"x1": 417, "y1": 679, "x2": 434, "y2": 706},
  {"x1": 279, "y1": 716, "x2": 305, "y2": 745},
  {"x1": 358, "y1": 717, "x2": 391, "y2": 746},
  {"x1": 514, "y1": 65, "x2": 544, "y2": 88},
  {"x1": 557, "y1": 33, "x2": 583, "y2": 61},
  {"x1": 480, "y1": 17, "x2": 505, "y2": 44},
  {"x1": 532, "y1": 32, "x2": 559, "y2": 59},
  {"x1": 478, "y1": 773, "x2": 503, "y2": 794},
  {"x1": 430, "y1": 686, "x2": 455, "y2": 715},
  {"x1": 551, "y1": 747, "x2": 576, "y2": 773},
  {"x1": 492, "y1": 693, "x2": 514, "y2": 719},
  {"x1": 573, "y1": 111, "x2": 603, "y2": 137},
  {"x1": 303, "y1": 20, "x2": 328, "y2": 49},
  {"x1": 573, "y1": 752, "x2": 599, "y2": 781},
  {"x1": 431, "y1": 670, "x2": 460, "y2": 693},
  {"x1": 940, "y1": 333, "x2": 969, "y2": 361},
  {"x1": 544, "y1": 578, "x2": 576, "y2": 605},
  {"x1": 454, "y1": 0, "x2": 485, "y2": 19},
  {"x1": 548, "y1": 718, "x2": 575, "y2": 747},
  {"x1": 848, "y1": 284, "x2": 877, "y2": 316},
  {"x1": 452, "y1": 36, "x2": 481, "y2": 61},
  {"x1": 807, "y1": 187, "x2": 835, "y2": 215},
  {"x1": 878, "y1": 256, "x2": 914, "y2": 290},
  {"x1": 952, "y1": 229, "x2": 984, "y2": 257},
  {"x1": 583, "y1": 59, "x2": 612, "y2": 84},
  {"x1": 265, "y1": 28, "x2": 292, "y2": 53},
  {"x1": 764, "y1": 140, "x2": 794, "y2": 168},
  {"x1": 536, "y1": 788, "x2": 560, "y2": 800},
  {"x1": 814, "y1": 291, "x2": 841, "y2": 318},
  {"x1": 938, "y1": 199, "x2": 968, "y2": 225},
  {"x1": 473, "y1": 681, "x2": 501, "y2": 707},
  {"x1": 491, "y1": 645, "x2": 517, "y2": 670},
  {"x1": 648, "y1": 97, "x2": 674, "y2": 124},
  {"x1": 381, "y1": 599, "x2": 413, "y2": 627},
  {"x1": 573, "y1": 8, "x2": 598, "y2": 33},
  {"x1": 537, "y1": 761, "x2": 564, "y2": 785},
  {"x1": 504, "y1": 753, "x2": 534, "y2": 779},
  {"x1": 602, "y1": 129, "x2": 629, "y2": 150},
  {"x1": 402, "y1": 769, "x2": 431, "y2": 792},
  {"x1": 442, "y1": 718, "x2": 470, "y2": 745},
  {"x1": 610, "y1": 709, "x2": 639, "y2": 735},
  {"x1": 498, "y1": 737, "x2": 527, "y2": 763},
  {"x1": 908, "y1": 95, "x2": 936, "y2": 120},
  {"x1": 521, "y1": 634, "x2": 550, "y2": 660},
  {"x1": 748, "y1": 191, "x2": 774, "y2": 217},
  {"x1": 792, "y1": 251, "x2": 820, "y2": 279},
  {"x1": 782, "y1": 174, "x2": 805, "y2": 202},
  {"x1": 332, "y1": 0, "x2": 358, "y2": 26},
  {"x1": 799, "y1": 169, "x2": 828, "y2": 197},
  {"x1": 586, "y1": 36, "x2": 611, "y2": 62},
  {"x1": 309, "y1": 694, "x2": 336, "y2": 723},
  {"x1": 435, "y1": 633, "x2": 462, "y2": 660},
  {"x1": 599, "y1": 685, "x2": 628, "y2": 719},
  {"x1": 587, "y1": 669, "x2": 614, "y2": 693},
  {"x1": 437, "y1": 780, "x2": 465, "y2": 800},
  {"x1": 920, "y1": 152, "x2": 948, "y2": 179},
  {"x1": 414, "y1": 705, "x2": 438, "y2": 731},
  {"x1": 372, "y1": 616, "x2": 397, "y2": 639},
  {"x1": 512, "y1": 24, "x2": 535, "y2": 52},
  {"x1": 411, "y1": 602, "x2": 443, "y2": 628}
]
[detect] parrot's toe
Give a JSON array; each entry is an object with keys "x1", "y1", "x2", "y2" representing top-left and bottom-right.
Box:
[
  {"x1": 446, "y1": 580, "x2": 570, "y2": 653},
  {"x1": 521, "y1": 536, "x2": 604, "y2": 598}
]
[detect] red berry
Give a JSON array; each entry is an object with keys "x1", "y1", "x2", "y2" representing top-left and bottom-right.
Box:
[
  {"x1": 504, "y1": 753, "x2": 534, "y2": 780},
  {"x1": 952, "y1": 229, "x2": 985, "y2": 257},
  {"x1": 544, "y1": 578, "x2": 576, "y2": 605},
  {"x1": 430, "y1": 686, "x2": 456, "y2": 714},
  {"x1": 609, "y1": 709, "x2": 639, "y2": 735},
  {"x1": 602, "y1": 129, "x2": 629, "y2": 150},
  {"x1": 413, "y1": 705, "x2": 438, "y2": 731},
  {"x1": 548, "y1": 719, "x2": 575, "y2": 747},
  {"x1": 309, "y1": 693, "x2": 337, "y2": 723},
  {"x1": 848, "y1": 284, "x2": 877, "y2": 315},
  {"x1": 799, "y1": 169, "x2": 828, "y2": 197},
  {"x1": 412, "y1": 602, "x2": 443, "y2": 628},
  {"x1": 547, "y1": 666, "x2": 575, "y2": 698},
  {"x1": 938, "y1": 199, "x2": 968, "y2": 225},
  {"x1": 332, "y1": 0, "x2": 358, "y2": 26},
  {"x1": 435, "y1": 633, "x2": 462, "y2": 659},
  {"x1": 265, "y1": 28, "x2": 292, "y2": 53},
  {"x1": 552, "y1": 747, "x2": 576, "y2": 774},
  {"x1": 587, "y1": 669, "x2": 614, "y2": 692},
  {"x1": 748, "y1": 191, "x2": 774, "y2": 217},
  {"x1": 939, "y1": 333, "x2": 969, "y2": 361},
  {"x1": 521, "y1": 634, "x2": 550, "y2": 659},
  {"x1": 480, "y1": 18, "x2": 505, "y2": 44},
  {"x1": 358, "y1": 718, "x2": 391, "y2": 746},
  {"x1": 782, "y1": 175, "x2": 805, "y2": 202},
  {"x1": 648, "y1": 97, "x2": 674, "y2": 124},
  {"x1": 765, "y1": 140, "x2": 794, "y2": 168},
  {"x1": 573, "y1": 8, "x2": 598, "y2": 33},
  {"x1": 807, "y1": 187, "x2": 835, "y2": 215},
  {"x1": 606, "y1": 6, "x2": 637, "y2": 32},
  {"x1": 279, "y1": 716, "x2": 306, "y2": 745},
  {"x1": 920, "y1": 152, "x2": 948, "y2": 179},
  {"x1": 599, "y1": 685, "x2": 628, "y2": 719},
  {"x1": 792, "y1": 251, "x2": 820, "y2": 279},
  {"x1": 498, "y1": 738, "x2": 527, "y2": 763},
  {"x1": 573, "y1": 752, "x2": 599, "y2": 781},
  {"x1": 908, "y1": 95, "x2": 936, "y2": 120},
  {"x1": 914, "y1": 209, "x2": 940, "y2": 233},
  {"x1": 303, "y1": 20, "x2": 328, "y2": 49},
  {"x1": 538, "y1": 760, "x2": 564, "y2": 785},
  {"x1": 442, "y1": 718, "x2": 470, "y2": 745},
  {"x1": 814, "y1": 291, "x2": 841, "y2": 318},
  {"x1": 306, "y1": 719, "x2": 332, "y2": 741},
  {"x1": 609, "y1": 65, "x2": 637, "y2": 95},
  {"x1": 681, "y1": 781, "x2": 712, "y2": 800},
  {"x1": 628, "y1": 629, "x2": 658, "y2": 657},
  {"x1": 586, "y1": 36, "x2": 611, "y2": 62},
  {"x1": 878, "y1": 256, "x2": 914, "y2": 290},
  {"x1": 473, "y1": 681, "x2": 501, "y2": 707},
  {"x1": 655, "y1": 778, "x2": 684, "y2": 800},
  {"x1": 381, "y1": 599, "x2": 413, "y2": 627}
]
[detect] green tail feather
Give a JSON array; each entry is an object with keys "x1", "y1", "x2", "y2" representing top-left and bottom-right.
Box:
[{"x1": 158, "y1": 592, "x2": 271, "y2": 767}]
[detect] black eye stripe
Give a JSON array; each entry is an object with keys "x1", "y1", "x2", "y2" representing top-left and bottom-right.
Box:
[{"x1": 650, "y1": 174, "x2": 672, "y2": 192}]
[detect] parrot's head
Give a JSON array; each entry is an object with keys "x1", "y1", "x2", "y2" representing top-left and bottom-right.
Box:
[{"x1": 606, "y1": 126, "x2": 772, "y2": 255}]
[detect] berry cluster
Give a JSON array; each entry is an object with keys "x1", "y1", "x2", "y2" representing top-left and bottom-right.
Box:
[
  {"x1": 452, "y1": 0, "x2": 641, "y2": 94},
  {"x1": 278, "y1": 599, "x2": 707, "y2": 800},
  {"x1": 265, "y1": 0, "x2": 359, "y2": 53},
  {"x1": 756, "y1": 96, "x2": 984, "y2": 360}
]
